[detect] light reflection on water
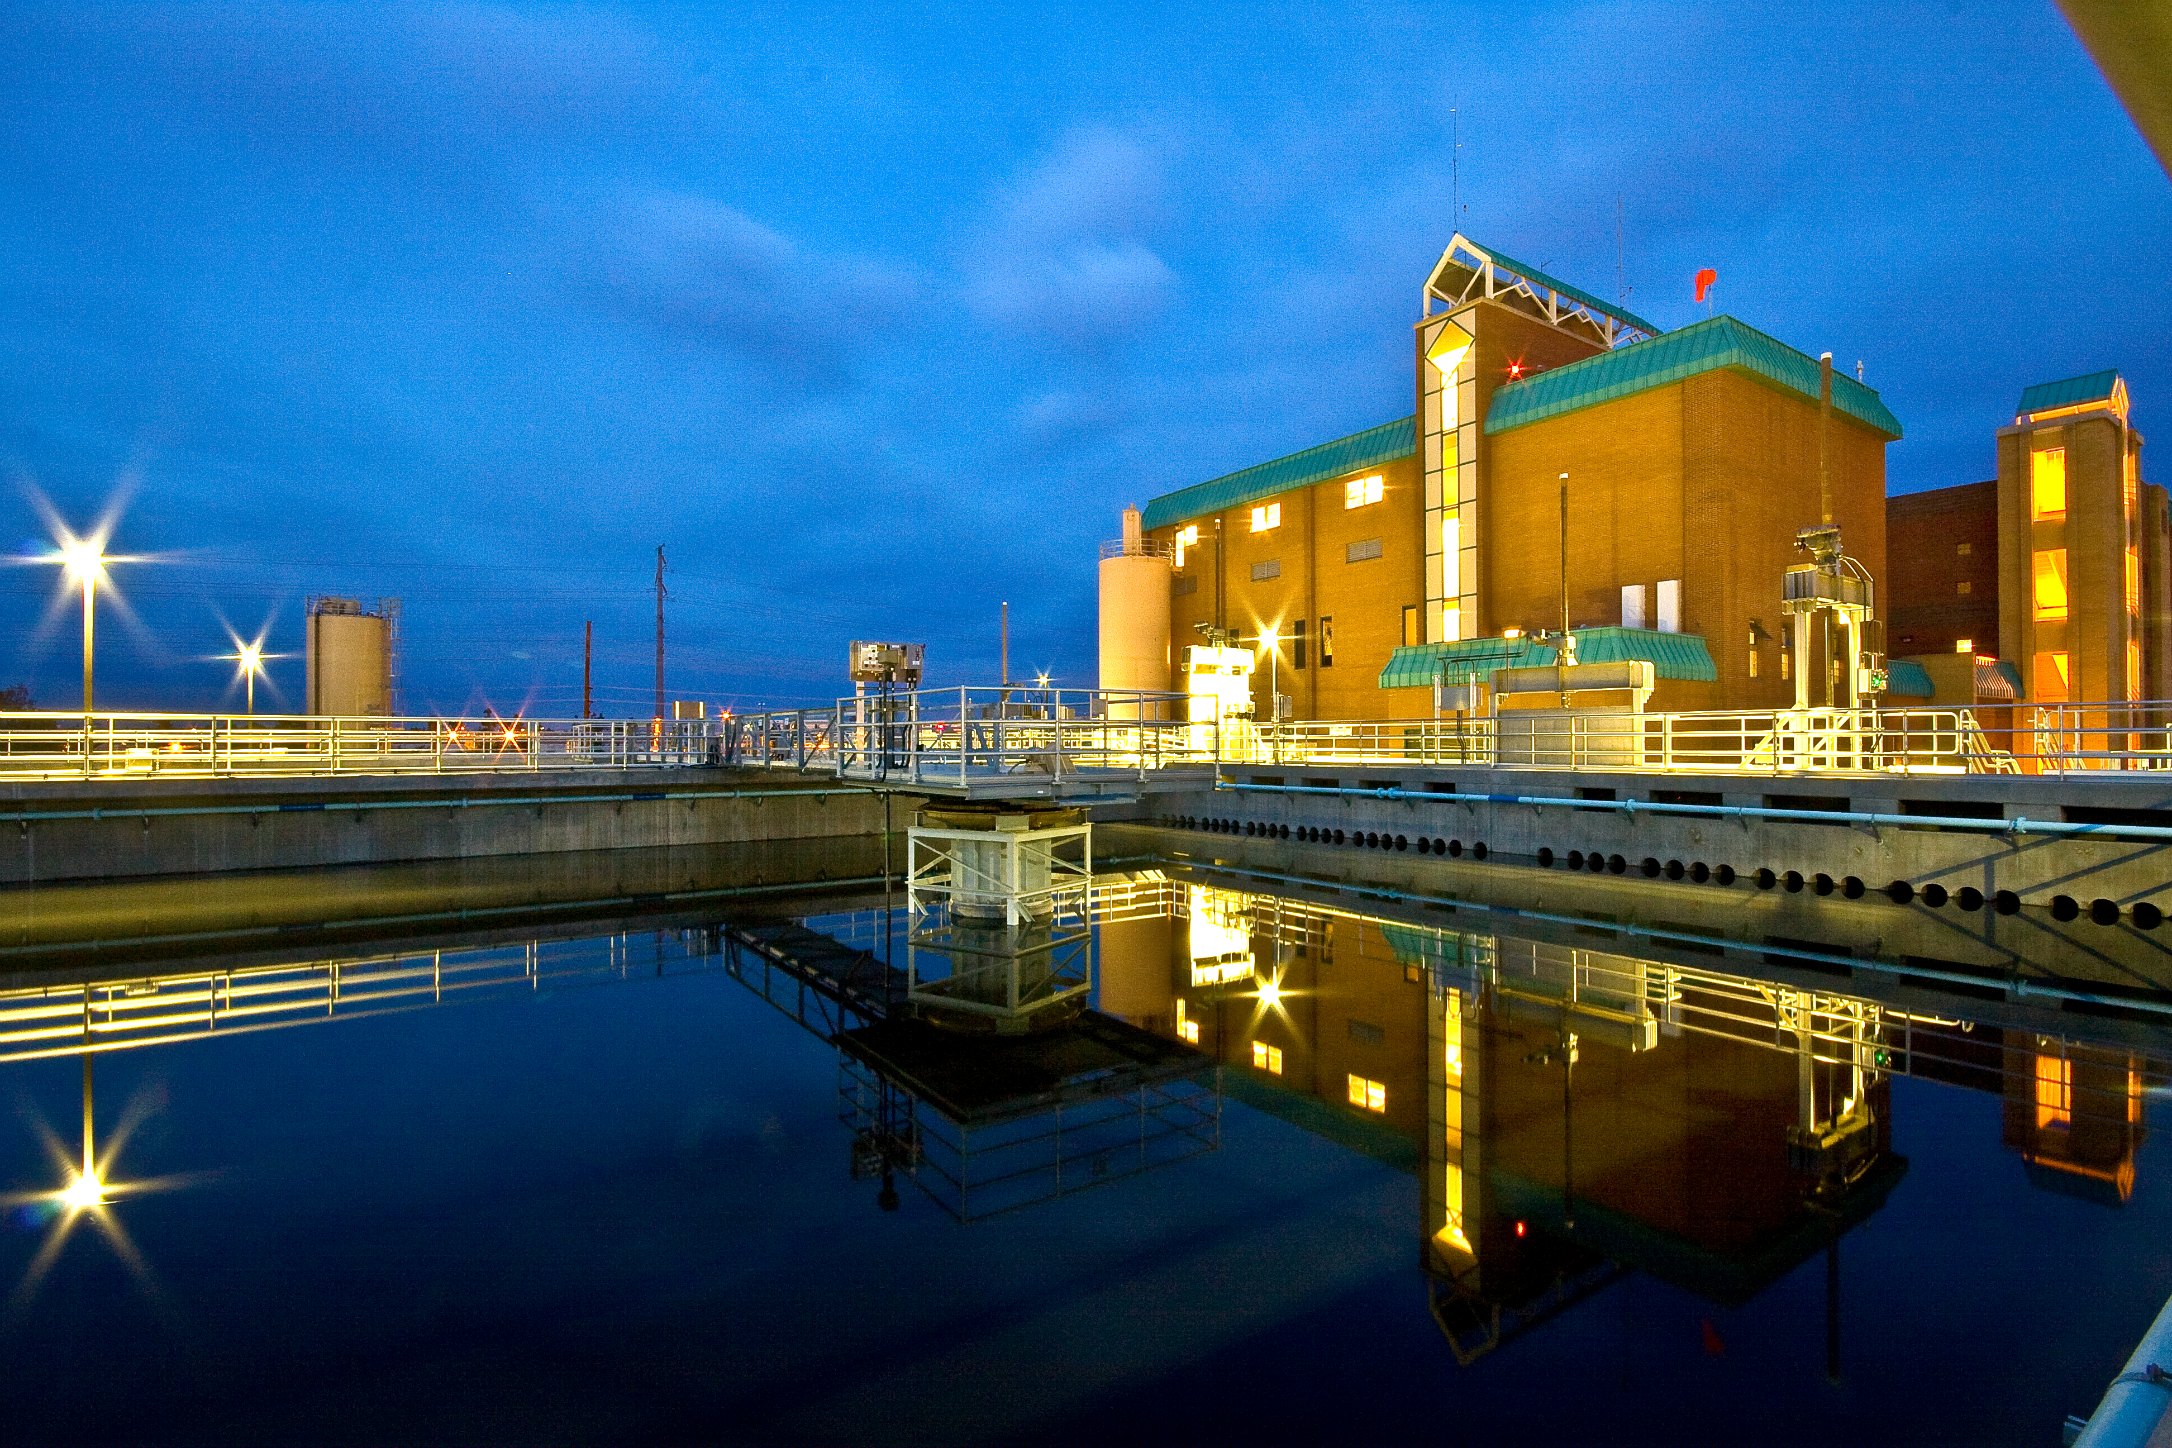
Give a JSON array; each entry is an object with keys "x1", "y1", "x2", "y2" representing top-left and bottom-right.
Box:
[{"x1": 0, "y1": 847, "x2": 2165, "y2": 1446}]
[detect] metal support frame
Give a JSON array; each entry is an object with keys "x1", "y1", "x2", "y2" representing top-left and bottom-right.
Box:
[{"x1": 904, "y1": 818, "x2": 1094, "y2": 1023}]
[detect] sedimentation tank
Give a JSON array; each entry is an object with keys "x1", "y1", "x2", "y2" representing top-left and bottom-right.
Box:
[
  {"x1": 306, "y1": 597, "x2": 396, "y2": 717},
  {"x1": 1098, "y1": 506, "x2": 1172, "y2": 716}
]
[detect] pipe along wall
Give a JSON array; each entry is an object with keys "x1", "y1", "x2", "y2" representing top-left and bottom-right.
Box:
[{"x1": 1143, "y1": 768, "x2": 2172, "y2": 928}]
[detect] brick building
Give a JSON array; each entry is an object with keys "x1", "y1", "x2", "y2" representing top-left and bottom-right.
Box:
[
  {"x1": 1884, "y1": 371, "x2": 2168, "y2": 707},
  {"x1": 1103, "y1": 235, "x2": 1901, "y2": 720}
]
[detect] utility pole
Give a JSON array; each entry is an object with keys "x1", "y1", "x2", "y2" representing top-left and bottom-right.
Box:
[
  {"x1": 653, "y1": 546, "x2": 666, "y2": 722},
  {"x1": 582, "y1": 619, "x2": 593, "y2": 719},
  {"x1": 1000, "y1": 601, "x2": 1009, "y2": 687}
]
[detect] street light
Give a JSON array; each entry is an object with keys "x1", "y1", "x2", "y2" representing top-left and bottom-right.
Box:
[
  {"x1": 222, "y1": 635, "x2": 281, "y2": 715},
  {"x1": 44, "y1": 529, "x2": 114, "y2": 715}
]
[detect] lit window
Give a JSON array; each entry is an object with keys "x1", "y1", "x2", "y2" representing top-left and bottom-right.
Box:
[
  {"x1": 1957, "y1": 542, "x2": 1973, "y2": 556},
  {"x1": 1343, "y1": 474, "x2": 1384, "y2": 509},
  {"x1": 2035, "y1": 1053, "x2": 2072, "y2": 1130},
  {"x1": 1177, "y1": 1018, "x2": 1200, "y2": 1044},
  {"x1": 1347, "y1": 1073, "x2": 1386, "y2": 1112},
  {"x1": 2129, "y1": 639, "x2": 2142, "y2": 701},
  {"x1": 2032, "y1": 448, "x2": 2067, "y2": 519},
  {"x1": 1402, "y1": 605, "x2": 1419, "y2": 648},
  {"x1": 1621, "y1": 583, "x2": 1647, "y2": 630},
  {"x1": 1956, "y1": 581, "x2": 1972, "y2": 596},
  {"x1": 2033, "y1": 650, "x2": 2070, "y2": 703},
  {"x1": 1174, "y1": 524, "x2": 1199, "y2": 568},
  {"x1": 1250, "y1": 503, "x2": 1281, "y2": 532},
  {"x1": 1319, "y1": 616, "x2": 1334, "y2": 667},
  {"x1": 1251, "y1": 1040, "x2": 1284, "y2": 1075},
  {"x1": 2032, "y1": 550, "x2": 2069, "y2": 619},
  {"x1": 1955, "y1": 638, "x2": 1974, "y2": 655},
  {"x1": 2127, "y1": 547, "x2": 2141, "y2": 618}
]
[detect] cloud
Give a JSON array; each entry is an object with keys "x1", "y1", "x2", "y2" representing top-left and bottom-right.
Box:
[
  {"x1": 583, "y1": 188, "x2": 916, "y2": 382},
  {"x1": 962, "y1": 128, "x2": 1178, "y2": 346}
]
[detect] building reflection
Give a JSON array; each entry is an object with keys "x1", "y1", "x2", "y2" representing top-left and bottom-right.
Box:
[{"x1": 1095, "y1": 870, "x2": 2160, "y2": 1366}]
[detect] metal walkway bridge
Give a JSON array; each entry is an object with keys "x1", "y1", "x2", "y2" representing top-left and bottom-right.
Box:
[{"x1": 6, "y1": 691, "x2": 2169, "y2": 800}]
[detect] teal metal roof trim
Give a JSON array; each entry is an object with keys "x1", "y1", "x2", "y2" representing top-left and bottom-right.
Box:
[
  {"x1": 2017, "y1": 370, "x2": 2121, "y2": 415},
  {"x1": 1884, "y1": 658, "x2": 1934, "y2": 698},
  {"x1": 1569, "y1": 626, "x2": 1719, "y2": 682},
  {"x1": 1142, "y1": 418, "x2": 1414, "y2": 531},
  {"x1": 1483, "y1": 315, "x2": 1904, "y2": 440},
  {"x1": 1379, "y1": 637, "x2": 1556, "y2": 689},
  {"x1": 1473, "y1": 241, "x2": 1661, "y2": 339},
  {"x1": 1379, "y1": 627, "x2": 1716, "y2": 689}
]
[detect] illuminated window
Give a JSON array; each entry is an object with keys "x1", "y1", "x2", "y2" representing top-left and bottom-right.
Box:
[
  {"x1": 1957, "y1": 542, "x2": 1973, "y2": 556},
  {"x1": 2127, "y1": 547, "x2": 2141, "y2": 619},
  {"x1": 1343, "y1": 474, "x2": 1384, "y2": 509},
  {"x1": 1956, "y1": 581, "x2": 1972, "y2": 596},
  {"x1": 1955, "y1": 638, "x2": 1973, "y2": 655},
  {"x1": 2035, "y1": 1053, "x2": 2072, "y2": 1130},
  {"x1": 1347, "y1": 1073, "x2": 1387, "y2": 1112},
  {"x1": 2033, "y1": 650, "x2": 2070, "y2": 703},
  {"x1": 1176, "y1": 998, "x2": 1199, "y2": 1043},
  {"x1": 1319, "y1": 616, "x2": 1334, "y2": 667},
  {"x1": 1251, "y1": 1040, "x2": 1285, "y2": 1075},
  {"x1": 1441, "y1": 515, "x2": 1462, "y2": 643},
  {"x1": 2033, "y1": 549, "x2": 2069, "y2": 619},
  {"x1": 1250, "y1": 503, "x2": 1281, "y2": 533},
  {"x1": 2032, "y1": 448, "x2": 2067, "y2": 519},
  {"x1": 1402, "y1": 606, "x2": 1419, "y2": 648},
  {"x1": 1174, "y1": 524, "x2": 1199, "y2": 568},
  {"x1": 1620, "y1": 583, "x2": 1646, "y2": 630},
  {"x1": 2129, "y1": 639, "x2": 2142, "y2": 700}
]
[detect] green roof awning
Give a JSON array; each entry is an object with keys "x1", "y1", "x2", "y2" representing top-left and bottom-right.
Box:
[
  {"x1": 2017, "y1": 370, "x2": 2121, "y2": 416},
  {"x1": 1484, "y1": 315, "x2": 1903, "y2": 441},
  {"x1": 1380, "y1": 637, "x2": 1557, "y2": 689},
  {"x1": 1380, "y1": 628, "x2": 1716, "y2": 689},
  {"x1": 1567, "y1": 626, "x2": 1718, "y2": 682},
  {"x1": 1380, "y1": 923, "x2": 1489, "y2": 971},
  {"x1": 1987, "y1": 659, "x2": 2024, "y2": 698},
  {"x1": 1142, "y1": 418, "x2": 1414, "y2": 531},
  {"x1": 1884, "y1": 658, "x2": 1934, "y2": 698}
]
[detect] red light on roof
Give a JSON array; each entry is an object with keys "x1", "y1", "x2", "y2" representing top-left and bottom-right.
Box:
[
  {"x1": 1514, "y1": 1220, "x2": 1527, "y2": 1237},
  {"x1": 1507, "y1": 361, "x2": 1524, "y2": 378}
]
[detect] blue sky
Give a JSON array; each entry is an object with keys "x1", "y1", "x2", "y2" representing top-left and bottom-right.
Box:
[{"x1": 1, "y1": 2, "x2": 2165, "y2": 712}]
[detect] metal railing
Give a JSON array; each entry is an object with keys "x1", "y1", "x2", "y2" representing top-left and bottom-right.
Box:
[
  {"x1": 0, "y1": 711, "x2": 722, "y2": 781},
  {"x1": 726, "y1": 687, "x2": 1207, "y2": 791},
  {"x1": 1239, "y1": 701, "x2": 2172, "y2": 777}
]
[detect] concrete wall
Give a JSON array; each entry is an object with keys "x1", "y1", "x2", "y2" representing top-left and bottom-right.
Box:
[
  {"x1": 0, "y1": 769, "x2": 910, "y2": 886},
  {"x1": 1140, "y1": 762, "x2": 2172, "y2": 926}
]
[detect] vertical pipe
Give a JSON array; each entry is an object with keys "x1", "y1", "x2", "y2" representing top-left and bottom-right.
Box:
[
  {"x1": 1000, "y1": 602, "x2": 1009, "y2": 687},
  {"x1": 1819, "y1": 352, "x2": 1834, "y2": 527},
  {"x1": 653, "y1": 545, "x2": 666, "y2": 724},
  {"x1": 582, "y1": 620, "x2": 593, "y2": 719},
  {"x1": 81, "y1": 576, "x2": 94, "y2": 714}
]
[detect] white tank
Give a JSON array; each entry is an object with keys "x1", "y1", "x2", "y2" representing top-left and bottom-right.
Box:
[
  {"x1": 306, "y1": 599, "x2": 394, "y2": 716},
  {"x1": 1098, "y1": 507, "x2": 1172, "y2": 716}
]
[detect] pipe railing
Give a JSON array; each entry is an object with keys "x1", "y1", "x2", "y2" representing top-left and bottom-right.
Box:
[
  {"x1": 0, "y1": 711, "x2": 723, "y2": 781},
  {"x1": 724, "y1": 687, "x2": 1206, "y2": 788},
  {"x1": 1245, "y1": 701, "x2": 2172, "y2": 778}
]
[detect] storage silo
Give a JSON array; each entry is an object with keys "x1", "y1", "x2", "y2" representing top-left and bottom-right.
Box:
[
  {"x1": 305, "y1": 597, "x2": 398, "y2": 717},
  {"x1": 1098, "y1": 507, "x2": 1172, "y2": 715}
]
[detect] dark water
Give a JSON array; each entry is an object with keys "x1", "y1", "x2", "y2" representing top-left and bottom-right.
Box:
[{"x1": 1, "y1": 849, "x2": 2167, "y2": 1446}]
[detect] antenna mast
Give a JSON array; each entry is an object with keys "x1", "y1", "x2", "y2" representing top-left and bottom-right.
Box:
[
  {"x1": 653, "y1": 545, "x2": 666, "y2": 722},
  {"x1": 1451, "y1": 100, "x2": 1462, "y2": 222}
]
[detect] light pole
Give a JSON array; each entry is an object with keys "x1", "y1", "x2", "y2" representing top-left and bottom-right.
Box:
[
  {"x1": 228, "y1": 640, "x2": 269, "y2": 715},
  {"x1": 49, "y1": 534, "x2": 112, "y2": 715},
  {"x1": 1259, "y1": 626, "x2": 1281, "y2": 762}
]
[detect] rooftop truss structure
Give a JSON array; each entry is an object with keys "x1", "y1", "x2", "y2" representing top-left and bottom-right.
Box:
[{"x1": 1422, "y1": 233, "x2": 1657, "y2": 350}]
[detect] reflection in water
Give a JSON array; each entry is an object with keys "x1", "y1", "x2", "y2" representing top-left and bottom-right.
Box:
[
  {"x1": 0, "y1": 854, "x2": 2163, "y2": 1393},
  {"x1": 1093, "y1": 868, "x2": 2166, "y2": 1368}
]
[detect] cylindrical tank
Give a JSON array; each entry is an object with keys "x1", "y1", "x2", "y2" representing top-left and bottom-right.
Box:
[
  {"x1": 306, "y1": 600, "x2": 393, "y2": 717},
  {"x1": 1099, "y1": 506, "x2": 1172, "y2": 718}
]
